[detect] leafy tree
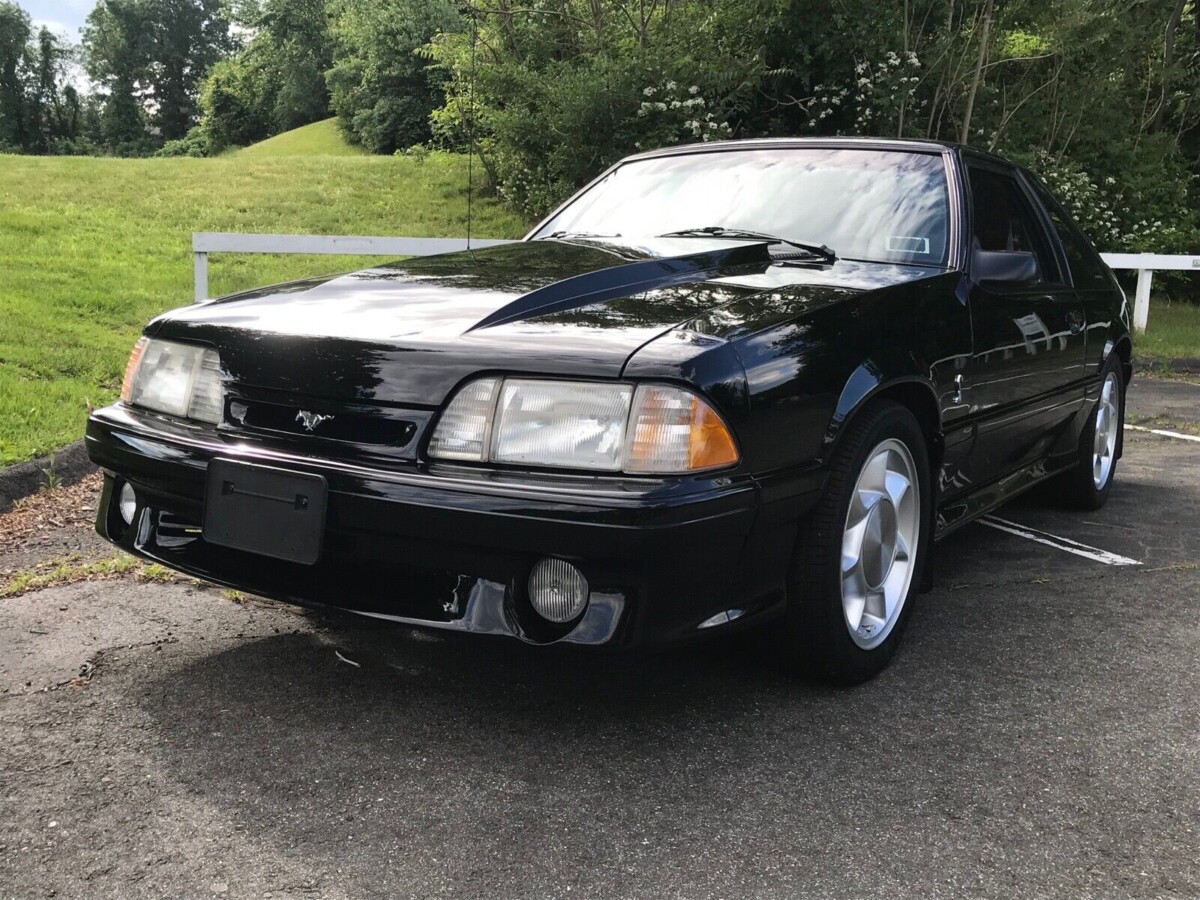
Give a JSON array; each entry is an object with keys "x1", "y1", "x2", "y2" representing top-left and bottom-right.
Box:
[
  {"x1": 193, "y1": 0, "x2": 333, "y2": 152},
  {"x1": 0, "y1": 5, "x2": 92, "y2": 154},
  {"x1": 428, "y1": 0, "x2": 1200, "y2": 254},
  {"x1": 327, "y1": 0, "x2": 461, "y2": 154},
  {"x1": 259, "y1": 0, "x2": 333, "y2": 130},
  {"x1": 83, "y1": 0, "x2": 232, "y2": 150},
  {"x1": 148, "y1": 0, "x2": 234, "y2": 140},
  {"x1": 0, "y1": 1, "x2": 31, "y2": 149}
]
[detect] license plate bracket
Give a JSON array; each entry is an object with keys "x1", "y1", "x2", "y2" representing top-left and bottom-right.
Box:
[{"x1": 203, "y1": 459, "x2": 327, "y2": 565}]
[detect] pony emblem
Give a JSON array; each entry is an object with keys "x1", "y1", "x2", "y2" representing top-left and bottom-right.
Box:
[{"x1": 296, "y1": 410, "x2": 334, "y2": 433}]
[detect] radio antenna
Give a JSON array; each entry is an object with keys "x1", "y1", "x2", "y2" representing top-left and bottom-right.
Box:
[{"x1": 465, "y1": 2, "x2": 479, "y2": 253}]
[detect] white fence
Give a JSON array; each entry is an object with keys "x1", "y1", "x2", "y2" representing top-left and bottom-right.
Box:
[
  {"x1": 192, "y1": 232, "x2": 1197, "y2": 334},
  {"x1": 191, "y1": 232, "x2": 515, "y2": 304},
  {"x1": 1098, "y1": 253, "x2": 1200, "y2": 333}
]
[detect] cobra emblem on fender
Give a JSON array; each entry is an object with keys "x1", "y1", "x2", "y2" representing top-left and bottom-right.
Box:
[{"x1": 296, "y1": 410, "x2": 334, "y2": 432}]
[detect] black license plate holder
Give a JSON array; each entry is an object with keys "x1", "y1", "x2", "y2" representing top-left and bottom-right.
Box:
[{"x1": 203, "y1": 459, "x2": 327, "y2": 565}]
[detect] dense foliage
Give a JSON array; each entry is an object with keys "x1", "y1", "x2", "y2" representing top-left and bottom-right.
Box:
[
  {"x1": 82, "y1": 0, "x2": 233, "y2": 152},
  {"x1": 2, "y1": 0, "x2": 1198, "y2": 259},
  {"x1": 326, "y1": 0, "x2": 461, "y2": 153},
  {"x1": 0, "y1": 2, "x2": 94, "y2": 154},
  {"x1": 430, "y1": 0, "x2": 1200, "y2": 255}
]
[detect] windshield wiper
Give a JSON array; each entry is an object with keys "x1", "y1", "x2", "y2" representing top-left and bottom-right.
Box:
[
  {"x1": 658, "y1": 226, "x2": 836, "y2": 262},
  {"x1": 540, "y1": 230, "x2": 621, "y2": 240}
]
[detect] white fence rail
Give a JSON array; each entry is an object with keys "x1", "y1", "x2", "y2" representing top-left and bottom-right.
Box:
[
  {"x1": 1099, "y1": 253, "x2": 1200, "y2": 333},
  {"x1": 191, "y1": 232, "x2": 516, "y2": 304},
  {"x1": 192, "y1": 233, "x2": 1196, "y2": 334}
]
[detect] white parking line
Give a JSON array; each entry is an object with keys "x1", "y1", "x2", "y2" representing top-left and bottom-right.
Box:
[
  {"x1": 978, "y1": 515, "x2": 1143, "y2": 567},
  {"x1": 1125, "y1": 424, "x2": 1200, "y2": 443}
]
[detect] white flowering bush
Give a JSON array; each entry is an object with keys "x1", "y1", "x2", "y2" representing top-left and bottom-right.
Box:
[
  {"x1": 637, "y1": 81, "x2": 732, "y2": 145},
  {"x1": 799, "y1": 51, "x2": 924, "y2": 135},
  {"x1": 1020, "y1": 149, "x2": 1193, "y2": 253}
]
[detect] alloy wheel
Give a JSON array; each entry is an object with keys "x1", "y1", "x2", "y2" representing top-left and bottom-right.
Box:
[
  {"x1": 1093, "y1": 372, "x2": 1120, "y2": 489},
  {"x1": 841, "y1": 438, "x2": 921, "y2": 650}
]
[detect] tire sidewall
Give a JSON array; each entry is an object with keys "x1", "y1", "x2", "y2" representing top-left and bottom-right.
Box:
[{"x1": 788, "y1": 402, "x2": 933, "y2": 682}]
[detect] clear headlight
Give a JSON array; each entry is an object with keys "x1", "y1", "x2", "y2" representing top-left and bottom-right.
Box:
[
  {"x1": 428, "y1": 378, "x2": 738, "y2": 474},
  {"x1": 493, "y1": 379, "x2": 633, "y2": 471},
  {"x1": 121, "y1": 338, "x2": 224, "y2": 425}
]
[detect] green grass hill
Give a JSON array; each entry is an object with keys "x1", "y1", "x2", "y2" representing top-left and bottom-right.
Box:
[{"x1": 235, "y1": 118, "x2": 366, "y2": 158}]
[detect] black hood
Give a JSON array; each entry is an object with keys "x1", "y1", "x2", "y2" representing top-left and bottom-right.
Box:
[{"x1": 151, "y1": 238, "x2": 937, "y2": 407}]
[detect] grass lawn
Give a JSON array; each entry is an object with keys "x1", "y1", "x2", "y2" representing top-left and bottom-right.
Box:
[
  {"x1": 1139, "y1": 299, "x2": 1200, "y2": 362},
  {"x1": 0, "y1": 149, "x2": 526, "y2": 464},
  {"x1": 234, "y1": 118, "x2": 366, "y2": 158}
]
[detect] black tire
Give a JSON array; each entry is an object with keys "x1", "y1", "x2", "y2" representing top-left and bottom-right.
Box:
[
  {"x1": 1058, "y1": 357, "x2": 1124, "y2": 511},
  {"x1": 781, "y1": 400, "x2": 933, "y2": 684}
]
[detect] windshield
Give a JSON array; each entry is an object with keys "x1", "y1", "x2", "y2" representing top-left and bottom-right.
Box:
[{"x1": 532, "y1": 147, "x2": 951, "y2": 266}]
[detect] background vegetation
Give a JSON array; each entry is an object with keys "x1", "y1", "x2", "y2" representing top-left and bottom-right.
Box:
[{"x1": 0, "y1": 0, "x2": 1198, "y2": 261}]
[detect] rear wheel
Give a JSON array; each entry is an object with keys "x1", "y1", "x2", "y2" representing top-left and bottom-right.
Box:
[
  {"x1": 1059, "y1": 358, "x2": 1124, "y2": 510},
  {"x1": 783, "y1": 401, "x2": 932, "y2": 684}
]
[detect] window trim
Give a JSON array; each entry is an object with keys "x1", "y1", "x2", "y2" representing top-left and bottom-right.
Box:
[
  {"x1": 1019, "y1": 168, "x2": 1114, "y2": 292},
  {"x1": 961, "y1": 154, "x2": 1067, "y2": 288}
]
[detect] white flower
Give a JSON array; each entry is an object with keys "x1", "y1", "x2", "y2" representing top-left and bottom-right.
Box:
[
  {"x1": 689, "y1": 85, "x2": 700, "y2": 95},
  {"x1": 643, "y1": 87, "x2": 656, "y2": 97}
]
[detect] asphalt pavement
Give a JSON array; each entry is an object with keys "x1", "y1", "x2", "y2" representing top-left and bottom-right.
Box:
[{"x1": 1, "y1": 376, "x2": 1198, "y2": 900}]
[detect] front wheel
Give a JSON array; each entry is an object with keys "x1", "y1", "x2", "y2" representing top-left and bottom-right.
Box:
[{"x1": 783, "y1": 401, "x2": 932, "y2": 684}]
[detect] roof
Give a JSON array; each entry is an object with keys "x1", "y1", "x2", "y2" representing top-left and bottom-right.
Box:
[{"x1": 623, "y1": 136, "x2": 957, "y2": 161}]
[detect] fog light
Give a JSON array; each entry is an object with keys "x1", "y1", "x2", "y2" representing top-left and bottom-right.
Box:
[
  {"x1": 528, "y1": 558, "x2": 589, "y2": 623},
  {"x1": 118, "y1": 482, "x2": 137, "y2": 525}
]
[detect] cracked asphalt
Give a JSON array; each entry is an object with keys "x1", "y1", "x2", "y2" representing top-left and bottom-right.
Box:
[{"x1": 2, "y1": 377, "x2": 1198, "y2": 900}]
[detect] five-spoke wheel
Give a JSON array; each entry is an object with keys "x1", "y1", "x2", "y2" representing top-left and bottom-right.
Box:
[
  {"x1": 786, "y1": 400, "x2": 930, "y2": 684},
  {"x1": 1092, "y1": 371, "x2": 1120, "y2": 490},
  {"x1": 840, "y1": 439, "x2": 920, "y2": 650}
]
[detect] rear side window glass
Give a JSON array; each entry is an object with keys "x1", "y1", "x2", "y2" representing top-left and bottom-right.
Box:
[
  {"x1": 1025, "y1": 176, "x2": 1111, "y2": 290},
  {"x1": 967, "y1": 165, "x2": 1060, "y2": 284}
]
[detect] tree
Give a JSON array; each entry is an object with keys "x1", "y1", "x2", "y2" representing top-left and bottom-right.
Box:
[
  {"x1": 148, "y1": 0, "x2": 234, "y2": 140},
  {"x1": 258, "y1": 0, "x2": 333, "y2": 130},
  {"x1": 83, "y1": 0, "x2": 232, "y2": 149},
  {"x1": 327, "y1": 0, "x2": 461, "y2": 154},
  {"x1": 192, "y1": 0, "x2": 334, "y2": 152},
  {"x1": 0, "y1": 1, "x2": 30, "y2": 149}
]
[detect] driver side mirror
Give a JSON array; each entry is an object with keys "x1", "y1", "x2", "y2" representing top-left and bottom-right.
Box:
[{"x1": 972, "y1": 249, "x2": 1040, "y2": 285}]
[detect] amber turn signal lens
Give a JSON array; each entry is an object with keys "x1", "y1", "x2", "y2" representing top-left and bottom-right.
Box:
[
  {"x1": 626, "y1": 385, "x2": 739, "y2": 473},
  {"x1": 120, "y1": 337, "x2": 149, "y2": 403},
  {"x1": 687, "y1": 395, "x2": 740, "y2": 471}
]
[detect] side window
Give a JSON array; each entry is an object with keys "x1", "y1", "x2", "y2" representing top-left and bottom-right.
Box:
[
  {"x1": 967, "y1": 164, "x2": 1060, "y2": 284},
  {"x1": 1025, "y1": 175, "x2": 1111, "y2": 290}
]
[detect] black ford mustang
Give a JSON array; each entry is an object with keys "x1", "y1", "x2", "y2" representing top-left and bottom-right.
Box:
[{"x1": 86, "y1": 138, "x2": 1131, "y2": 682}]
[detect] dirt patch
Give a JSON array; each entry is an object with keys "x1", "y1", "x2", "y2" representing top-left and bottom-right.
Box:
[{"x1": 0, "y1": 473, "x2": 111, "y2": 576}]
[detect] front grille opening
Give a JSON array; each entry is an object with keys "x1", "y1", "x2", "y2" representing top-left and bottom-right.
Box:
[{"x1": 227, "y1": 397, "x2": 418, "y2": 448}]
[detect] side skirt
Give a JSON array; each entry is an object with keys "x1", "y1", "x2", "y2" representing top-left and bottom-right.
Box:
[{"x1": 931, "y1": 453, "x2": 1077, "y2": 542}]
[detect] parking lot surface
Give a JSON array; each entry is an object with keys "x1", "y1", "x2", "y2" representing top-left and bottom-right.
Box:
[{"x1": 2, "y1": 377, "x2": 1198, "y2": 900}]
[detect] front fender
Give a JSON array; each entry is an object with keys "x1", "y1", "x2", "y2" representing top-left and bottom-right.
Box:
[{"x1": 825, "y1": 361, "x2": 941, "y2": 461}]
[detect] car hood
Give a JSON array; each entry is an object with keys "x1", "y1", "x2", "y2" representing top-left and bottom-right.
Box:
[{"x1": 151, "y1": 238, "x2": 939, "y2": 407}]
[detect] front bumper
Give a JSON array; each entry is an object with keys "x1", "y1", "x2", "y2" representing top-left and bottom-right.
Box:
[{"x1": 86, "y1": 405, "x2": 818, "y2": 646}]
